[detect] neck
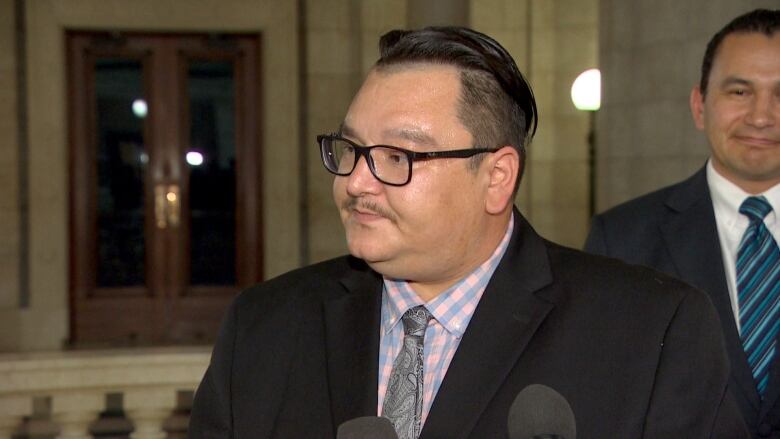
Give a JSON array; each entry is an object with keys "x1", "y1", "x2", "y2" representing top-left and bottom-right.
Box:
[{"x1": 409, "y1": 211, "x2": 512, "y2": 302}]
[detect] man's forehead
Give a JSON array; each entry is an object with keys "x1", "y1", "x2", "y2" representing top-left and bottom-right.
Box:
[
  {"x1": 341, "y1": 64, "x2": 465, "y2": 145},
  {"x1": 341, "y1": 123, "x2": 439, "y2": 147},
  {"x1": 713, "y1": 32, "x2": 780, "y2": 67}
]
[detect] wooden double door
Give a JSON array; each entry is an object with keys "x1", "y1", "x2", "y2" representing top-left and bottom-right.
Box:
[{"x1": 68, "y1": 32, "x2": 263, "y2": 346}]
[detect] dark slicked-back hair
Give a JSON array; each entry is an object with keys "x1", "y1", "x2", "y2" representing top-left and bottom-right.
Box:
[
  {"x1": 375, "y1": 27, "x2": 537, "y2": 191},
  {"x1": 700, "y1": 8, "x2": 780, "y2": 97}
]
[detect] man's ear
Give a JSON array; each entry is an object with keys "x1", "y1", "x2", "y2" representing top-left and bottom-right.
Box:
[
  {"x1": 484, "y1": 146, "x2": 520, "y2": 215},
  {"x1": 690, "y1": 86, "x2": 706, "y2": 130}
]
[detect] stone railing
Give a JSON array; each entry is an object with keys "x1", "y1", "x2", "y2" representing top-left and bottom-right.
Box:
[{"x1": 0, "y1": 347, "x2": 210, "y2": 439}]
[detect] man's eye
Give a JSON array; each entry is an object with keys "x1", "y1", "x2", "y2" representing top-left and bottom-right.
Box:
[{"x1": 388, "y1": 153, "x2": 404, "y2": 164}]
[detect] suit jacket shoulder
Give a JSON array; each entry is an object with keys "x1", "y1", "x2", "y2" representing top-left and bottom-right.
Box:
[{"x1": 584, "y1": 168, "x2": 713, "y2": 268}]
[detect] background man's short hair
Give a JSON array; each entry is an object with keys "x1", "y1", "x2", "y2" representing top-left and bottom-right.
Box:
[
  {"x1": 700, "y1": 9, "x2": 780, "y2": 97},
  {"x1": 375, "y1": 27, "x2": 537, "y2": 190}
]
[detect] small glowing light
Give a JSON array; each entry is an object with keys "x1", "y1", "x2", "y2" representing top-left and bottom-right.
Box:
[
  {"x1": 166, "y1": 191, "x2": 177, "y2": 202},
  {"x1": 186, "y1": 151, "x2": 204, "y2": 166},
  {"x1": 571, "y1": 69, "x2": 601, "y2": 111},
  {"x1": 139, "y1": 152, "x2": 149, "y2": 165},
  {"x1": 132, "y1": 99, "x2": 148, "y2": 118}
]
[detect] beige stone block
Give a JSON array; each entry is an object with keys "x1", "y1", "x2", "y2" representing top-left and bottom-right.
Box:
[
  {"x1": 361, "y1": 0, "x2": 406, "y2": 30},
  {"x1": 530, "y1": 29, "x2": 556, "y2": 74},
  {"x1": 527, "y1": 160, "x2": 553, "y2": 206},
  {"x1": 0, "y1": 165, "x2": 18, "y2": 210},
  {"x1": 634, "y1": 99, "x2": 689, "y2": 160},
  {"x1": 308, "y1": 168, "x2": 336, "y2": 202},
  {"x1": 470, "y1": 0, "x2": 506, "y2": 29},
  {"x1": 0, "y1": 309, "x2": 21, "y2": 352},
  {"x1": 478, "y1": 29, "x2": 527, "y2": 68},
  {"x1": 308, "y1": 74, "x2": 358, "y2": 125},
  {"x1": 594, "y1": 157, "x2": 633, "y2": 209},
  {"x1": 0, "y1": 243, "x2": 19, "y2": 309},
  {"x1": 530, "y1": 0, "x2": 555, "y2": 31},
  {"x1": 528, "y1": 204, "x2": 589, "y2": 248},
  {"x1": 20, "y1": 307, "x2": 68, "y2": 350},
  {"x1": 308, "y1": 202, "x2": 347, "y2": 264},
  {"x1": 530, "y1": 160, "x2": 588, "y2": 208},
  {"x1": 683, "y1": 154, "x2": 709, "y2": 175},
  {"x1": 407, "y1": 0, "x2": 469, "y2": 28},
  {"x1": 550, "y1": 113, "x2": 590, "y2": 161},
  {"x1": 502, "y1": 0, "x2": 529, "y2": 30},
  {"x1": 529, "y1": 68, "x2": 555, "y2": 108},
  {"x1": 557, "y1": 0, "x2": 598, "y2": 27},
  {"x1": 682, "y1": 122, "x2": 710, "y2": 158},
  {"x1": 308, "y1": 30, "x2": 356, "y2": 76},
  {"x1": 601, "y1": 49, "x2": 636, "y2": 106},
  {"x1": 633, "y1": 42, "x2": 689, "y2": 103},
  {"x1": 514, "y1": 178, "x2": 532, "y2": 211},
  {"x1": 600, "y1": 0, "x2": 635, "y2": 51},
  {"x1": 361, "y1": 30, "x2": 384, "y2": 74},
  {"x1": 529, "y1": 125, "x2": 556, "y2": 162},
  {"x1": 0, "y1": 395, "x2": 31, "y2": 421},
  {"x1": 603, "y1": 155, "x2": 688, "y2": 200},
  {"x1": 637, "y1": 0, "x2": 692, "y2": 45},
  {"x1": 684, "y1": 38, "x2": 708, "y2": 89},
  {"x1": 307, "y1": 0, "x2": 352, "y2": 30},
  {"x1": 601, "y1": 104, "x2": 638, "y2": 159}
]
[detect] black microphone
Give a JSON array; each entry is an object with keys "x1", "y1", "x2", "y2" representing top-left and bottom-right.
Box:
[
  {"x1": 507, "y1": 384, "x2": 576, "y2": 439},
  {"x1": 337, "y1": 416, "x2": 398, "y2": 439}
]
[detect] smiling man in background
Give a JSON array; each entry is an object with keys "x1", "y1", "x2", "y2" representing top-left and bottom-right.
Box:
[
  {"x1": 586, "y1": 9, "x2": 780, "y2": 438},
  {"x1": 190, "y1": 26, "x2": 746, "y2": 438}
]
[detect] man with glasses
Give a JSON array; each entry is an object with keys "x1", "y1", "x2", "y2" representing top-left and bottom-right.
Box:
[
  {"x1": 585, "y1": 9, "x2": 780, "y2": 438},
  {"x1": 190, "y1": 27, "x2": 746, "y2": 438}
]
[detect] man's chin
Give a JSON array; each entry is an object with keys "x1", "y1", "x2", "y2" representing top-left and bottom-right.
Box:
[{"x1": 347, "y1": 244, "x2": 393, "y2": 268}]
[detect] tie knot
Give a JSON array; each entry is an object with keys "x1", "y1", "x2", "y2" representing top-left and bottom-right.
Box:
[
  {"x1": 740, "y1": 196, "x2": 773, "y2": 222},
  {"x1": 401, "y1": 306, "x2": 432, "y2": 337}
]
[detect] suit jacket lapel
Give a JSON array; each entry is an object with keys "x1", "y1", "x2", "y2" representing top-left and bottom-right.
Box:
[
  {"x1": 660, "y1": 168, "x2": 760, "y2": 411},
  {"x1": 324, "y1": 258, "x2": 383, "y2": 428},
  {"x1": 421, "y1": 213, "x2": 556, "y2": 438}
]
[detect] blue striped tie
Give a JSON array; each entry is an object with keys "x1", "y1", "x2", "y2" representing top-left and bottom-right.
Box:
[{"x1": 738, "y1": 196, "x2": 780, "y2": 396}]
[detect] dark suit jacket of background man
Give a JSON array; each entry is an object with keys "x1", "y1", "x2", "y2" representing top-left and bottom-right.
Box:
[
  {"x1": 586, "y1": 167, "x2": 778, "y2": 438},
  {"x1": 190, "y1": 211, "x2": 747, "y2": 438}
]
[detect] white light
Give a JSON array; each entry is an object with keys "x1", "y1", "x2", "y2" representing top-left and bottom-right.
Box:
[
  {"x1": 571, "y1": 69, "x2": 601, "y2": 111},
  {"x1": 186, "y1": 151, "x2": 204, "y2": 166},
  {"x1": 132, "y1": 99, "x2": 148, "y2": 118}
]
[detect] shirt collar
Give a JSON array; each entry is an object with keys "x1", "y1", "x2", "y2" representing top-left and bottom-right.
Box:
[
  {"x1": 707, "y1": 159, "x2": 780, "y2": 227},
  {"x1": 382, "y1": 214, "x2": 515, "y2": 338}
]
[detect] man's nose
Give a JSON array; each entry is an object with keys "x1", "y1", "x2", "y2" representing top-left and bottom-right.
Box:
[
  {"x1": 745, "y1": 92, "x2": 777, "y2": 128},
  {"x1": 345, "y1": 155, "x2": 382, "y2": 196}
]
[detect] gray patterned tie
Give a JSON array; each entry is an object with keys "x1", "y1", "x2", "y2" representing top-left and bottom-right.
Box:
[{"x1": 382, "y1": 306, "x2": 433, "y2": 439}]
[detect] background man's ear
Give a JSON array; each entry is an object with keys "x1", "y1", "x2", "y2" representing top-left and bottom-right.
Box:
[{"x1": 690, "y1": 86, "x2": 706, "y2": 130}]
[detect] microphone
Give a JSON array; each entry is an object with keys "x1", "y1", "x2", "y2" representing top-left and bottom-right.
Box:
[
  {"x1": 337, "y1": 416, "x2": 398, "y2": 439},
  {"x1": 507, "y1": 384, "x2": 576, "y2": 439}
]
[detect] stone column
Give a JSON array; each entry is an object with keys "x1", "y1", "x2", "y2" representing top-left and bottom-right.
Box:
[
  {"x1": 125, "y1": 387, "x2": 177, "y2": 439},
  {"x1": 0, "y1": 395, "x2": 31, "y2": 439},
  {"x1": 52, "y1": 392, "x2": 103, "y2": 439}
]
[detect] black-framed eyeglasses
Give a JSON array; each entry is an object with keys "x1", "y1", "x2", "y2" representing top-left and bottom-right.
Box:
[{"x1": 317, "y1": 134, "x2": 499, "y2": 186}]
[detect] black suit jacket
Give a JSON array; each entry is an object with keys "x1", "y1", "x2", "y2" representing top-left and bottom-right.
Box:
[
  {"x1": 190, "y1": 212, "x2": 746, "y2": 438},
  {"x1": 586, "y1": 167, "x2": 779, "y2": 438}
]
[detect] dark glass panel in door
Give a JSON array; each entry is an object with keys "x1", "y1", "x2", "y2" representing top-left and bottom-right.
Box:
[
  {"x1": 95, "y1": 58, "x2": 147, "y2": 288},
  {"x1": 187, "y1": 60, "x2": 236, "y2": 286}
]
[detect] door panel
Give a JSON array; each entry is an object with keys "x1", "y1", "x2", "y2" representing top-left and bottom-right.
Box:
[{"x1": 68, "y1": 32, "x2": 262, "y2": 347}]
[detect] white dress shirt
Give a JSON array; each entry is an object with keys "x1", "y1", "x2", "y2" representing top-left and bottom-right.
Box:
[{"x1": 707, "y1": 160, "x2": 780, "y2": 332}]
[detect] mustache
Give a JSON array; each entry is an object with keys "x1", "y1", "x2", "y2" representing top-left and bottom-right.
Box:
[{"x1": 342, "y1": 198, "x2": 397, "y2": 222}]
